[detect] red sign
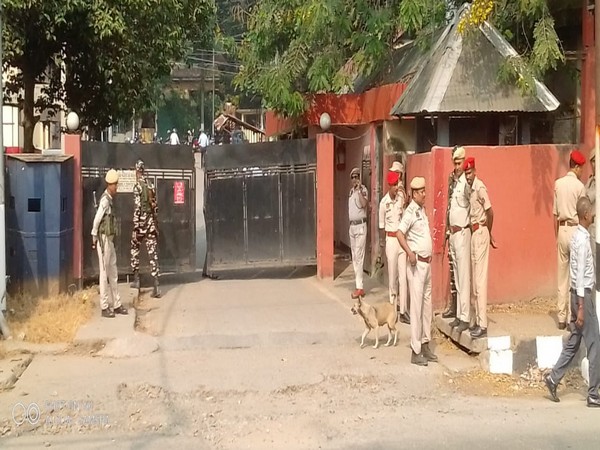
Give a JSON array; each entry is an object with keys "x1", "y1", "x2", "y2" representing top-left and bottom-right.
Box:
[{"x1": 173, "y1": 181, "x2": 185, "y2": 205}]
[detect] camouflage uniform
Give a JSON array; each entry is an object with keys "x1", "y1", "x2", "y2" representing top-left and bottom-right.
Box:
[{"x1": 130, "y1": 160, "x2": 161, "y2": 296}]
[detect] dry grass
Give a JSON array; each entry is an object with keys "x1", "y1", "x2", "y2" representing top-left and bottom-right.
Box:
[
  {"x1": 5, "y1": 287, "x2": 97, "y2": 343},
  {"x1": 446, "y1": 366, "x2": 584, "y2": 398},
  {"x1": 488, "y1": 297, "x2": 555, "y2": 314}
]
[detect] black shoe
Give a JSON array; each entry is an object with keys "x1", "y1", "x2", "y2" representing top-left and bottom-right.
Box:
[
  {"x1": 558, "y1": 322, "x2": 567, "y2": 330},
  {"x1": 101, "y1": 308, "x2": 115, "y2": 318},
  {"x1": 151, "y1": 278, "x2": 162, "y2": 298},
  {"x1": 113, "y1": 305, "x2": 129, "y2": 315},
  {"x1": 455, "y1": 321, "x2": 469, "y2": 334},
  {"x1": 470, "y1": 327, "x2": 487, "y2": 338},
  {"x1": 130, "y1": 272, "x2": 140, "y2": 289},
  {"x1": 411, "y1": 351, "x2": 428, "y2": 366},
  {"x1": 399, "y1": 312, "x2": 410, "y2": 324},
  {"x1": 441, "y1": 309, "x2": 456, "y2": 319},
  {"x1": 587, "y1": 397, "x2": 600, "y2": 408},
  {"x1": 449, "y1": 318, "x2": 460, "y2": 328},
  {"x1": 544, "y1": 374, "x2": 560, "y2": 402},
  {"x1": 422, "y1": 343, "x2": 438, "y2": 362}
]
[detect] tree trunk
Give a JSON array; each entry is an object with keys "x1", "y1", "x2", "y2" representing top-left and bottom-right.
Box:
[{"x1": 22, "y1": 72, "x2": 38, "y2": 153}]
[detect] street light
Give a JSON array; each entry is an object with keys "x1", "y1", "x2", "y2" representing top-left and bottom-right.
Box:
[
  {"x1": 319, "y1": 112, "x2": 331, "y2": 132},
  {"x1": 66, "y1": 111, "x2": 80, "y2": 133}
]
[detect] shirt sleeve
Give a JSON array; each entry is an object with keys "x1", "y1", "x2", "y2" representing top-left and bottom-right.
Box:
[
  {"x1": 361, "y1": 185, "x2": 369, "y2": 201},
  {"x1": 398, "y1": 208, "x2": 413, "y2": 234},
  {"x1": 575, "y1": 238, "x2": 587, "y2": 298},
  {"x1": 478, "y1": 185, "x2": 492, "y2": 210},
  {"x1": 91, "y1": 197, "x2": 109, "y2": 237},
  {"x1": 378, "y1": 199, "x2": 385, "y2": 229},
  {"x1": 552, "y1": 182, "x2": 558, "y2": 216}
]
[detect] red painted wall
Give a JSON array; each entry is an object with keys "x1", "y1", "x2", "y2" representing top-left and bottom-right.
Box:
[{"x1": 405, "y1": 144, "x2": 580, "y2": 308}]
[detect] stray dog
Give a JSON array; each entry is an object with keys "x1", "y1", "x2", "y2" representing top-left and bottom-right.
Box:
[{"x1": 351, "y1": 297, "x2": 398, "y2": 349}]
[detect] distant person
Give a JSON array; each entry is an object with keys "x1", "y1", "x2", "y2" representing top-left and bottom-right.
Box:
[
  {"x1": 91, "y1": 170, "x2": 128, "y2": 318},
  {"x1": 169, "y1": 128, "x2": 180, "y2": 145},
  {"x1": 199, "y1": 128, "x2": 209, "y2": 149}
]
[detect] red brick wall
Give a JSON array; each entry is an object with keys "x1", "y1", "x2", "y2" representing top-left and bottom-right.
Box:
[{"x1": 405, "y1": 144, "x2": 581, "y2": 308}]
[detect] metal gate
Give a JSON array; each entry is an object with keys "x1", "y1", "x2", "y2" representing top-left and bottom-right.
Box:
[
  {"x1": 204, "y1": 139, "x2": 316, "y2": 273},
  {"x1": 82, "y1": 142, "x2": 196, "y2": 278}
]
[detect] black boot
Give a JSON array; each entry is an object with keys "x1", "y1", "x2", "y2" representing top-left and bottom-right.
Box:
[
  {"x1": 151, "y1": 277, "x2": 161, "y2": 298},
  {"x1": 130, "y1": 271, "x2": 140, "y2": 289},
  {"x1": 422, "y1": 343, "x2": 438, "y2": 362},
  {"x1": 442, "y1": 295, "x2": 457, "y2": 319}
]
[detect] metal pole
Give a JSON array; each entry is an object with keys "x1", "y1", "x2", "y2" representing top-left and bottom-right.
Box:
[
  {"x1": 595, "y1": 0, "x2": 600, "y2": 307},
  {"x1": 0, "y1": 2, "x2": 12, "y2": 337},
  {"x1": 211, "y1": 50, "x2": 215, "y2": 137}
]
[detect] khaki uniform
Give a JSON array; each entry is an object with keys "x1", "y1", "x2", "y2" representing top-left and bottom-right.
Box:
[
  {"x1": 379, "y1": 189, "x2": 407, "y2": 313},
  {"x1": 586, "y1": 175, "x2": 596, "y2": 259},
  {"x1": 91, "y1": 191, "x2": 122, "y2": 311},
  {"x1": 349, "y1": 185, "x2": 369, "y2": 290},
  {"x1": 398, "y1": 200, "x2": 433, "y2": 355},
  {"x1": 470, "y1": 177, "x2": 492, "y2": 329},
  {"x1": 446, "y1": 172, "x2": 460, "y2": 307},
  {"x1": 449, "y1": 174, "x2": 471, "y2": 323},
  {"x1": 553, "y1": 171, "x2": 585, "y2": 323}
]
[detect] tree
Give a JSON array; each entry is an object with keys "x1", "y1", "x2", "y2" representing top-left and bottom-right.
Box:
[
  {"x1": 234, "y1": 0, "x2": 568, "y2": 118},
  {"x1": 1, "y1": 0, "x2": 216, "y2": 152}
]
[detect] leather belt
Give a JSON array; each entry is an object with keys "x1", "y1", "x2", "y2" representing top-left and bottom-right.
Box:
[
  {"x1": 350, "y1": 218, "x2": 367, "y2": 226},
  {"x1": 559, "y1": 220, "x2": 577, "y2": 227},
  {"x1": 472, "y1": 223, "x2": 487, "y2": 232},
  {"x1": 450, "y1": 225, "x2": 469, "y2": 234},
  {"x1": 386, "y1": 231, "x2": 397, "y2": 237},
  {"x1": 417, "y1": 255, "x2": 432, "y2": 264}
]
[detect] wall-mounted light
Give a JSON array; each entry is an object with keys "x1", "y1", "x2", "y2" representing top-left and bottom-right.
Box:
[
  {"x1": 319, "y1": 112, "x2": 331, "y2": 132},
  {"x1": 66, "y1": 111, "x2": 80, "y2": 133}
]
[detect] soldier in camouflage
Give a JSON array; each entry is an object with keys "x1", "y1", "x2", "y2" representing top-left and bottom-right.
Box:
[{"x1": 130, "y1": 159, "x2": 161, "y2": 298}]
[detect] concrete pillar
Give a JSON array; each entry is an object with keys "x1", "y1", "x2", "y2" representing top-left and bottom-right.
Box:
[
  {"x1": 582, "y1": 4, "x2": 595, "y2": 151},
  {"x1": 438, "y1": 116, "x2": 450, "y2": 146},
  {"x1": 316, "y1": 133, "x2": 334, "y2": 280},
  {"x1": 64, "y1": 133, "x2": 83, "y2": 286}
]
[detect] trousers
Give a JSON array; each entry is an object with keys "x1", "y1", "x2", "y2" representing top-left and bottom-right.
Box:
[
  {"x1": 131, "y1": 215, "x2": 160, "y2": 278},
  {"x1": 407, "y1": 260, "x2": 432, "y2": 355},
  {"x1": 450, "y1": 228, "x2": 471, "y2": 322},
  {"x1": 349, "y1": 222, "x2": 367, "y2": 290},
  {"x1": 550, "y1": 289, "x2": 600, "y2": 400},
  {"x1": 385, "y1": 236, "x2": 408, "y2": 313},
  {"x1": 97, "y1": 235, "x2": 121, "y2": 311},
  {"x1": 471, "y1": 226, "x2": 490, "y2": 328},
  {"x1": 557, "y1": 226, "x2": 576, "y2": 323}
]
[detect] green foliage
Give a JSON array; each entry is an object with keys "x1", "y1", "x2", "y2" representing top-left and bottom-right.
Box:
[
  {"x1": 235, "y1": 0, "x2": 449, "y2": 118},
  {"x1": 236, "y1": 0, "x2": 570, "y2": 119},
  {"x1": 1, "y1": 0, "x2": 216, "y2": 151}
]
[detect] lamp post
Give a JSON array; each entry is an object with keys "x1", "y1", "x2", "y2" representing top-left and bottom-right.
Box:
[{"x1": 0, "y1": 1, "x2": 11, "y2": 338}]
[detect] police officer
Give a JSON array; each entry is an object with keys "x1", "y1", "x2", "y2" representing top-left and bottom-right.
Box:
[
  {"x1": 554, "y1": 150, "x2": 586, "y2": 329},
  {"x1": 92, "y1": 169, "x2": 128, "y2": 318},
  {"x1": 349, "y1": 167, "x2": 368, "y2": 299},
  {"x1": 397, "y1": 177, "x2": 437, "y2": 366},
  {"x1": 464, "y1": 157, "x2": 497, "y2": 339},
  {"x1": 448, "y1": 147, "x2": 471, "y2": 333},
  {"x1": 443, "y1": 146, "x2": 465, "y2": 319},
  {"x1": 130, "y1": 159, "x2": 161, "y2": 298},
  {"x1": 379, "y1": 166, "x2": 409, "y2": 323}
]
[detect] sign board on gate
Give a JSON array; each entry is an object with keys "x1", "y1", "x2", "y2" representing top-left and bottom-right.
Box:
[
  {"x1": 116, "y1": 170, "x2": 136, "y2": 193},
  {"x1": 174, "y1": 181, "x2": 185, "y2": 205}
]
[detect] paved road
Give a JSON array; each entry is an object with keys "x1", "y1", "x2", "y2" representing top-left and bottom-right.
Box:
[{"x1": 2, "y1": 268, "x2": 598, "y2": 449}]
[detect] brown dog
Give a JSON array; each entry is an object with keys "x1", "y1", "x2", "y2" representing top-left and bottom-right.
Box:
[{"x1": 351, "y1": 297, "x2": 398, "y2": 348}]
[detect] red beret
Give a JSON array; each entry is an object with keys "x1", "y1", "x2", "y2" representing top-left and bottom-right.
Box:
[
  {"x1": 387, "y1": 171, "x2": 399, "y2": 185},
  {"x1": 570, "y1": 150, "x2": 586, "y2": 166},
  {"x1": 463, "y1": 157, "x2": 475, "y2": 171}
]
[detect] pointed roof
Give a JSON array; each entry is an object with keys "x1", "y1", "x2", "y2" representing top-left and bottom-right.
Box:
[{"x1": 390, "y1": 5, "x2": 559, "y2": 116}]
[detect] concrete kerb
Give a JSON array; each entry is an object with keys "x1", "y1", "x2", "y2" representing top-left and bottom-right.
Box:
[{"x1": 435, "y1": 315, "x2": 586, "y2": 376}]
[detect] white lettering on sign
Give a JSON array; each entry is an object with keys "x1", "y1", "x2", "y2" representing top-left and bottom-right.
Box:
[{"x1": 116, "y1": 170, "x2": 136, "y2": 193}]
